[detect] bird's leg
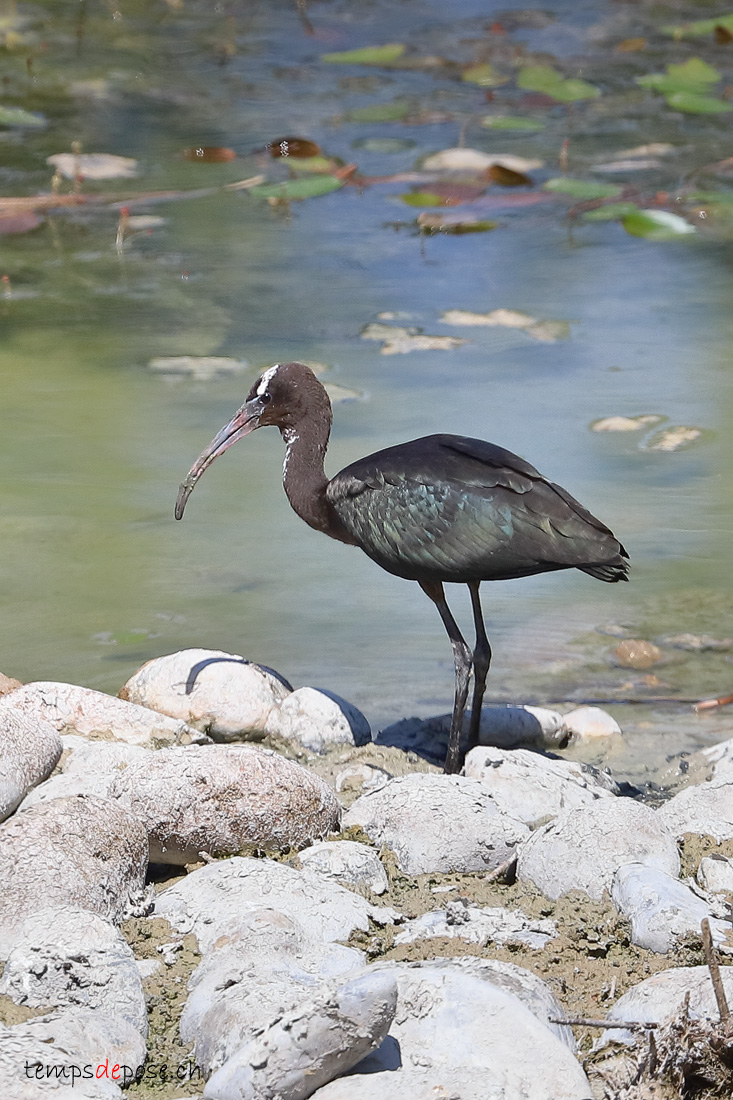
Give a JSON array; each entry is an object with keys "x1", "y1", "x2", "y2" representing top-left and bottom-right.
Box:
[
  {"x1": 419, "y1": 580, "x2": 472, "y2": 775},
  {"x1": 467, "y1": 580, "x2": 492, "y2": 754}
]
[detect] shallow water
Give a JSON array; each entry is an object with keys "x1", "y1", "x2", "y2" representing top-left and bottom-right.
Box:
[{"x1": 1, "y1": 0, "x2": 732, "y2": 779}]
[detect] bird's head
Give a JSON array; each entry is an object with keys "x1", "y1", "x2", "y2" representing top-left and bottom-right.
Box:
[{"x1": 174, "y1": 361, "x2": 330, "y2": 519}]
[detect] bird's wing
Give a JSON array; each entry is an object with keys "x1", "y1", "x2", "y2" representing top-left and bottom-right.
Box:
[{"x1": 327, "y1": 435, "x2": 626, "y2": 582}]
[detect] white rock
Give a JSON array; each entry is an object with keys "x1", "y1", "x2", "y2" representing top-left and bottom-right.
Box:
[
  {"x1": 611, "y1": 863, "x2": 730, "y2": 954},
  {"x1": 119, "y1": 649, "x2": 291, "y2": 739},
  {"x1": 344, "y1": 773, "x2": 528, "y2": 875},
  {"x1": 0, "y1": 908, "x2": 147, "y2": 1035},
  {"x1": 698, "y1": 855, "x2": 733, "y2": 893},
  {"x1": 108, "y1": 744, "x2": 341, "y2": 864},
  {"x1": 478, "y1": 704, "x2": 569, "y2": 749},
  {"x1": 415, "y1": 957, "x2": 575, "y2": 1050},
  {"x1": 182, "y1": 911, "x2": 366, "y2": 1074},
  {"x1": 422, "y1": 147, "x2": 543, "y2": 173},
  {"x1": 394, "y1": 899, "x2": 556, "y2": 950},
  {"x1": 298, "y1": 840, "x2": 388, "y2": 894},
  {"x1": 154, "y1": 856, "x2": 396, "y2": 954},
  {"x1": 334, "y1": 764, "x2": 391, "y2": 796},
  {"x1": 657, "y1": 779, "x2": 733, "y2": 841},
  {"x1": 0, "y1": 695, "x2": 61, "y2": 821},
  {"x1": 19, "y1": 739, "x2": 149, "y2": 810},
  {"x1": 0, "y1": 1019, "x2": 124, "y2": 1097},
  {"x1": 17, "y1": 1007, "x2": 146, "y2": 1086},
  {"x1": 310, "y1": 964, "x2": 592, "y2": 1100},
  {"x1": 463, "y1": 746, "x2": 615, "y2": 825},
  {"x1": 595, "y1": 965, "x2": 733, "y2": 1048},
  {"x1": 203, "y1": 969, "x2": 397, "y2": 1100},
  {"x1": 5, "y1": 682, "x2": 202, "y2": 747},
  {"x1": 517, "y1": 798, "x2": 679, "y2": 901},
  {"x1": 562, "y1": 705, "x2": 622, "y2": 741},
  {"x1": 0, "y1": 795, "x2": 148, "y2": 958},
  {"x1": 265, "y1": 687, "x2": 370, "y2": 752}
]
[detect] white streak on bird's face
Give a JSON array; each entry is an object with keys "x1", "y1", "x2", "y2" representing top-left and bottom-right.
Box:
[{"x1": 256, "y1": 363, "x2": 280, "y2": 397}]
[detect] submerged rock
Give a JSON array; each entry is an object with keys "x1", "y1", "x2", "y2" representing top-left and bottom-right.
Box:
[
  {"x1": 344, "y1": 773, "x2": 529, "y2": 875},
  {"x1": 108, "y1": 743, "x2": 341, "y2": 863}
]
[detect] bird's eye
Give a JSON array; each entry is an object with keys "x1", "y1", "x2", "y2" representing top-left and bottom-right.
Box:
[{"x1": 260, "y1": 392, "x2": 272, "y2": 404}]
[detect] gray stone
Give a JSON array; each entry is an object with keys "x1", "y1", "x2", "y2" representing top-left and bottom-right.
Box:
[
  {"x1": 611, "y1": 863, "x2": 730, "y2": 954},
  {"x1": 108, "y1": 744, "x2": 341, "y2": 864},
  {"x1": 5, "y1": 681, "x2": 202, "y2": 748},
  {"x1": 0, "y1": 795, "x2": 148, "y2": 958},
  {"x1": 298, "y1": 840, "x2": 388, "y2": 895},
  {"x1": 697, "y1": 855, "x2": 733, "y2": 894},
  {"x1": 18, "y1": 1007, "x2": 146, "y2": 1084},
  {"x1": 154, "y1": 856, "x2": 397, "y2": 954},
  {"x1": 517, "y1": 797, "x2": 679, "y2": 901},
  {"x1": 202, "y1": 969, "x2": 397, "y2": 1100},
  {"x1": 463, "y1": 745, "x2": 616, "y2": 826},
  {"x1": 344, "y1": 773, "x2": 528, "y2": 875},
  {"x1": 0, "y1": 695, "x2": 62, "y2": 822},
  {"x1": 657, "y1": 780, "x2": 733, "y2": 842},
  {"x1": 0, "y1": 1019, "x2": 123, "y2": 1097},
  {"x1": 0, "y1": 908, "x2": 147, "y2": 1036},
  {"x1": 310, "y1": 963, "x2": 592, "y2": 1100},
  {"x1": 394, "y1": 899, "x2": 557, "y2": 950}
]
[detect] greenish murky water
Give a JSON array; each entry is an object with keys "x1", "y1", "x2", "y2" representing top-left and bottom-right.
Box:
[{"x1": 1, "y1": 0, "x2": 732, "y2": 779}]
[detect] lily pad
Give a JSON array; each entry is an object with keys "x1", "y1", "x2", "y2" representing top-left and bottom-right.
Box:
[
  {"x1": 581, "y1": 203, "x2": 640, "y2": 222},
  {"x1": 461, "y1": 63, "x2": 508, "y2": 87},
  {"x1": 401, "y1": 192, "x2": 447, "y2": 207},
  {"x1": 417, "y1": 215, "x2": 497, "y2": 234},
  {"x1": 665, "y1": 92, "x2": 731, "y2": 114},
  {"x1": 517, "y1": 65, "x2": 600, "y2": 102},
  {"x1": 347, "y1": 101, "x2": 411, "y2": 122},
  {"x1": 0, "y1": 105, "x2": 45, "y2": 128},
  {"x1": 481, "y1": 116, "x2": 544, "y2": 132},
  {"x1": 322, "y1": 43, "x2": 406, "y2": 65},
  {"x1": 543, "y1": 178, "x2": 622, "y2": 200},
  {"x1": 249, "y1": 176, "x2": 344, "y2": 201},
  {"x1": 662, "y1": 14, "x2": 733, "y2": 38},
  {"x1": 622, "y1": 209, "x2": 696, "y2": 240},
  {"x1": 549, "y1": 78, "x2": 601, "y2": 103},
  {"x1": 361, "y1": 322, "x2": 468, "y2": 355},
  {"x1": 351, "y1": 137, "x2": 416, "y2": 153}
]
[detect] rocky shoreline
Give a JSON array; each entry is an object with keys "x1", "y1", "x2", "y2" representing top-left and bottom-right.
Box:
[{"x1": 1, "y1": 648, "x2": 733, "y2": 1099}]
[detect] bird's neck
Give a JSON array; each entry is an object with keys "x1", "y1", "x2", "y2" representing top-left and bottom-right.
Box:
[{"x1": 280, "y1": 423, "x2": 354, "y2": 544}]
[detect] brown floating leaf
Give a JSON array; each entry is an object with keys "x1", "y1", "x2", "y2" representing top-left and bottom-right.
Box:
[
  {"x1": 266, "y1": 136, "x2": 321, "y2": 159},
  {"x1": 488, "y1": 164, "x2": 532, "y2": 187},
  {"x1": 715, "y1": 24, "x2": 733, "y2": 44},
  {"x1": 182, "y1": 146, "x2": 237, "y2": 162},
  {"x1": 616, "y1": 37, "x2": 646, "y2": 52}
]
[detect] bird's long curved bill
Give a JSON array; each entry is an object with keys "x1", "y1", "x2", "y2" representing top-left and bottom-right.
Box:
[{"x1": 175, "y1": 404, "x2": 256, "y2": 520}]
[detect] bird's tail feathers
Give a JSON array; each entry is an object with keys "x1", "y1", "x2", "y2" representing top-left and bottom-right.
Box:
[{"x1": 579, "y1": 559, "x2": 629, "y2": 583}]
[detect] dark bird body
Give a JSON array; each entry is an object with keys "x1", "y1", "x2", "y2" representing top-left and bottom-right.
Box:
[{"x1": 176, "y1": 362, "x2": 628, "y2": 773}]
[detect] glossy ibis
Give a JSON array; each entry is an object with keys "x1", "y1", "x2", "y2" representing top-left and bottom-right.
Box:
[{"x1": 175, "y1": 362, "x2": 628, "y2": 773}]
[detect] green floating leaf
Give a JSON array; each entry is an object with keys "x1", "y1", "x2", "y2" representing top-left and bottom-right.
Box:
[
  {"x1": 666, "y1": 58, "x2": 720, "y2": 87},
  {"x1": 0, "y1": 105, "x2": 46, "y2": 128},
  {"x1": 543, "y1": 178, "x2": 622, "y2": 200},
  {"x1": 401, "y1": 191, "x2": 447, "y2": 207},
  {"x1": 442, "y1": 220, "x2": 497, "y2": 234},
  {"x1": 481, "y1": 115, "x2": 544, "y2": 131},
  {"x1": 622, "y1": 209, "x2": 696, "y2": 240},
  {"x1": 665, "y1": 91, "x2": 732, "y2": 114},
  {"x1": 549, "y1": 78, "x2": 601, "y2": 102},
  {"x1": 662, "y1": 13, "x2": 733, "y2": 38},
  {"x1": 516, "y1": 65, "x2": 599, "y2": 102},
  {"x1": 347, "y1": 101, "x2": 411, "y2": 122},
  {"x1": 517, "y1": 65, "x2": 564, "y2": 91},
  {"x1": 321, "y1": 43, "x2": 405, "y2": 65},
  {"x1": 286, "y1": 155, "x2": 340, "y2": 174},
  {"x1": 250, "y1": 176, "x2": 344, "y2": 200},
  {"x1": 462, "y1": 63, "x2": 508, "y2": 87},
  {"x1": 581, "y1": 202, "x2": 640, "y2": 222}
]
